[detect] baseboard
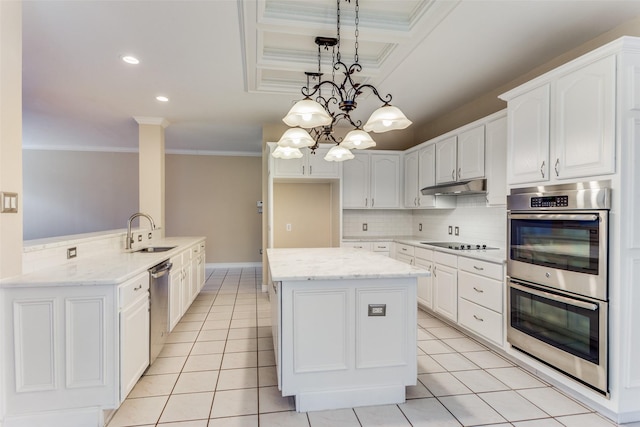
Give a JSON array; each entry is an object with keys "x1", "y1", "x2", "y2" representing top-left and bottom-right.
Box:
[
  {"x1": 3, "y1": 407, "x2": 104, "y2": 427},
  {"x1": 205, "y1": 262, "x2": 262, "y2": 270}
]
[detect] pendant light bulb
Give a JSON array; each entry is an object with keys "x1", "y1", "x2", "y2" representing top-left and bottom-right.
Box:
[
  {"x1": 324, "y1": 145, "x2": 354, "y2": 162},
  {"x1": 283, "y1": 98, "x2": 332, "y2": 128},
  {"x1": 277, "y1": 128, "x2": 315, "y2": 148},
  {"x1": 363, "y1": 105, "x2": 412, "y2": 133},
  {"x1": 341, "y1": 129, "x2": 377, "y2": 150}
]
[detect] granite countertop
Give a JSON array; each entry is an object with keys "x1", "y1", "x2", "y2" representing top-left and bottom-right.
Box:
[
  {"x1": 0, "y1": 236, "x2": 205, "y2": 288},
  {"x1": 267, "y1": 247, "x2": 431, "y2": 281},
  {"x1": 342, "y1": 235, "x2": 507, "y2": 264}
]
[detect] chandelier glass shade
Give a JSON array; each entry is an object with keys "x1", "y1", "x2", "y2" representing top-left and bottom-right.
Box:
[
  {"x1": 274, "y1": 0, "x2": 411, "y2": 162},
  {"x1": 271, "y1": 145, "x2": 303, "y2": 159}
]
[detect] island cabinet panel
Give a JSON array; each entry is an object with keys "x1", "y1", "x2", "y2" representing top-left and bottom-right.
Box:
[
  {"x1": 3, "y1": 285, "x2": 117, "y2": 418},
  {"x1": 355, "y1": 288, "x2": 409, "y2": 368},
  {"x1": 276, "y1": 277, "x2": 417, "y2": 412},
  {"x1": 292, "y1": 290, "x2": 349, "y2": 372}
]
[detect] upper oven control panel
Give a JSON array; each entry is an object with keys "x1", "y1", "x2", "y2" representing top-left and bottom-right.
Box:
[{"x1": 530, "y1": 195, "x2": 569, "y2": 208}]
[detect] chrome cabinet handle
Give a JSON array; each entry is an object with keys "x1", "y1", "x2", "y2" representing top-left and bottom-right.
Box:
[
  {"x1": 372, "y1": 198, "x2": 375, "y2": 207},
  {"x1": 473, "y1": 315, "x2": 484, "y2": 322},
  {"x1": 451, "y1": 169, "x2": 455, "y2": 180},
  {"x1": 302, "y1": 165, "x2": 305, "y2": 175},
  {"x1": 365, "y1": 198, "x2": 368, "y2": 207},
  {"x1": 540, "y1": 160, "x2": 545, "y2": 178},
  {"x1": 458, "y1": 168, "x2": 461, "y2": 180},
  {"x1": 134, "y1": 284, "x2": 142, "y2": 291},
  {"x1": 310, "y1": 165, "x2": 313, "y2": 175},
  {"x1": 473, "y1": 265, "x2": 484, "y2": 271},
  {"x1": 473, "y1": 287, "x2": 484, "y2": 293},
  {"x1": 554, "y1": 158, "x2": 560, "y2": 177},
  {"x1": 433, "y1": 265, "x2": 437, "y2": 277}
]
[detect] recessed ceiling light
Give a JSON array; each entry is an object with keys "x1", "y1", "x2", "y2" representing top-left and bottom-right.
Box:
[
  {"x1": 121, "y1": 55, "x2": 139, "y2": 65},
  {"x1": 156, "y1": 96, "x2": 169, "y2": 102}
]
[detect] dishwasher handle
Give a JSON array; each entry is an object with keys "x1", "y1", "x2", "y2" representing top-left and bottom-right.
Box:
[{"x1": 150, "y1": 262, "x2": 173, "y2": 279}]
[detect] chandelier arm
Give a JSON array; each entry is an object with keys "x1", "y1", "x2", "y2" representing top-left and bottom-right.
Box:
[{"x1": 354, "y1": 83, "x2": 393, "y2": 105}]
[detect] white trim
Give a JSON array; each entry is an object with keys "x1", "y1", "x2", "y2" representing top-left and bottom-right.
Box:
[
  {"x1": 133, "y1": 116, "x2": 170, "y2": 127},
  {"x1": 205, "y1": 262, "x2": 262, "y2": 270},
  {"x1": 22, "y1": 145, "x2": 262, "y2": 157},
  {"x1": 22, "y1": 145, "x2": 138, "y2": 153},
  {"x1": 166, "y1": 149, "x2": 262, "y2": 157}
]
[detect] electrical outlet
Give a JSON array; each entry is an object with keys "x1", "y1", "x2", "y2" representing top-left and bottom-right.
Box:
[
  {"x1": 148, "y1": 232, "x2": 152, "y2": 239},
  {"x1": 67, "y1": 247, "x2": 77, "y2": 259},
  {"x1": 362, "y1": 223, "x2": 368, "y2": 231},
  {"x1": 448, "y1": 225, "x2": 453, "y2": 235},
  {"x1": 419, "y1": 223, "x2": 423, "y2": 232},
  {"x1": 138, "y1": 234, "x2": 143, "y2": 242},
  {"x1": 454, "y1": 226, "x2": 460, "y2": 236},
  {"x1": 286, "y1": 223, "x2": 292, "y2": 231}
]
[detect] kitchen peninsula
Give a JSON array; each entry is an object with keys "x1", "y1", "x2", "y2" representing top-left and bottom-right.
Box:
[{"x1": 266, "y1": 247, "x2": 429, "y2": 412}]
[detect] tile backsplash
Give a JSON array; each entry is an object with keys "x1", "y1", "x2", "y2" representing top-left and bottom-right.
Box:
[{"x1": 343, "y1": 196, "x2": 507, "y2": 249}]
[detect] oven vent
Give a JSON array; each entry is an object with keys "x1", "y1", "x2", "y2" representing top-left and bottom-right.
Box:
[{"x1": 421, "y1": 178, "x2": 487, "y2": 196}]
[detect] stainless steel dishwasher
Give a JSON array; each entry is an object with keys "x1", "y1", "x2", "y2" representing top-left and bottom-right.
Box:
[{"x1": 149, "y1": 260, "x2": 172, "y2": 364}]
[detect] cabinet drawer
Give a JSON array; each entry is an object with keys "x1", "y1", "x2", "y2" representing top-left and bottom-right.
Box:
[
  {"x1": 342, "y1": 241, "x2": 373, "y2": 251},
  {"x1": 458, "y1": 271, "x2": 503, "y2": 313},
  {"x1": 458, "y1": 298, "x2": 503, "y2": 345},
  {"x1": 414, "y1": 247, "x2": 433, "y2": 261},
  {"x1": 396, "y1": 243, "x2": 415, "y2": 257},
  {"x1": 458, "y1": 256, "x2": 503, "y2": 281},
  {"x1": 434, "y1": 250, "x2": 457, "y2": 268},
  {"x1": 119, "y1": 272, "x2": 150, "y2": 308},
  {"x1": 372, "y1": 242, "x2": 391, "y2": 252}
]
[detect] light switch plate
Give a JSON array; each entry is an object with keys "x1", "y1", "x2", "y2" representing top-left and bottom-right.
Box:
[{"x1": 1, "y1": 192, "x2": 18, "y2": 213}]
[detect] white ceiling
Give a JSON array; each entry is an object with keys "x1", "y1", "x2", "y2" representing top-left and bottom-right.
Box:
[{"x1": 21, "y1": 0, "x2": 640, "y2": 154}]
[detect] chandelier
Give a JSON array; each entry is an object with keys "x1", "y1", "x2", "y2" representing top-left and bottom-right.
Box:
[{"x1": 272, "y1": 0, "x2": 412, "y2": 162}]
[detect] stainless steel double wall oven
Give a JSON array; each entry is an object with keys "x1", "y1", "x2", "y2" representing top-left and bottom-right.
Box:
[{"x1": 507, "y1": 181, "x2": 610, "y2": 395}]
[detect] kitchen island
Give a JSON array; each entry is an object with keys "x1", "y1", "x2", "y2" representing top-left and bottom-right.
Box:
[{"x1": 266, "y1": 247, "x2": 429, "y2": 412}]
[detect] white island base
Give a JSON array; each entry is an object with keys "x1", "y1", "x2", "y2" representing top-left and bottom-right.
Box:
[{"x1": 267, "y1": 248, "x2": 426, "y2": 412}]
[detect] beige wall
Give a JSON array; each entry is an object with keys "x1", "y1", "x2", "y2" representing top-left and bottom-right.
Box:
[
  {"x1": 414, "y1": 16, "x2": 640, "y2": 144},
  {"x1": 165, "y1": 154, "x2": 262, "y2": 264},
  {"x1": 0, "y1": 1, "x2": 23, "y2": 279},
  {"x1": 272, "y1": 182, "x2": 338, "y2": 248}
]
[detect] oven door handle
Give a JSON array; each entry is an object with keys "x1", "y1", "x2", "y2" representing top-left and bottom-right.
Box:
[
  {"x1": 509, "y1": 213, "x2": 599, "y2": 222},
  {"x1": 509, "y1": 281, "x2": 599, "y2": 311}
]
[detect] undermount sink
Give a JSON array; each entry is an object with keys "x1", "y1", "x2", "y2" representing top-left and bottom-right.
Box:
[{"x1": 135, "y1": 246, "x2": 176, "y2": 253}]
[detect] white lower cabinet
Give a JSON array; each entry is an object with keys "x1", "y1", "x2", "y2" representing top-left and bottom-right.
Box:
[
  {"x1": 432, "y1": 251, "x2": 458, "y2": 322},
  {"x1": 169, "y1": 253, "x2": 185, "y2": 332},
  {"x1": 119, "y1": 271, "x2": 150, "y2": 402},
  {"x1": 414, "y1": 247, "x2": 433, "y2": 310},
  {"x1": 457, "y1": 257, "x2": 504, "y2": 345}
]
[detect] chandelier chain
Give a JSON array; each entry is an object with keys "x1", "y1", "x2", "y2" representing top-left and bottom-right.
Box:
[
  {"x1": 336, "y1": 0, "x2": 341, "y2": 63},
  {"x1": 354, "y1": 0, "x2": 359, "y2": 63}
]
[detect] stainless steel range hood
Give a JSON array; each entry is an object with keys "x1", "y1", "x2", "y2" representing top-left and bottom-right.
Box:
[{"x1": 420, "y1": 178, "x2": 487, "y2": 196}]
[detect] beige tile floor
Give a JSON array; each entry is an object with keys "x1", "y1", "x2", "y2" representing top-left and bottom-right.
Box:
[{"x1": 107, "y1": 267, "x2": 622, "y2": 427}]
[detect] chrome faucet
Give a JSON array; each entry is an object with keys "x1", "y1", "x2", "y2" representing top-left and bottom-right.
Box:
[{"x1": 126, "y1": 212, "x2": 156, "y2": 250}]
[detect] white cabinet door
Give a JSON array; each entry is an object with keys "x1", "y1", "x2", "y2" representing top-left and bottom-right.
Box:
[
  {"x1": 553, "y1": 55, "x2": 616, "y2": 179},
  {"x1": 120, "y1": 293, "x2": 150, "y2": 401},
  {"x1": 417, "y1": 144, "x2": 436, "y2": 207},
  {"x1": 342, "y1": 153, "x2": 370, "y2": 208},
  {"x1": 404, "y1": 151, "x2": 419, "y2": 208},
  {"x1": 433, "y1": 263, "x2": 457, "y2": 322},
  {"x1": 273, "y1": 155, "x2": 305, "y2": 178},
  {"x1": 485, "y1": 115, "x2": 508, "y2": 206},
  {"x1": 414, "y1": 258, "x2": 433, "y2": 310},
  {"x1": 307, "y1": 146, "x2": 340, "y2": 178},
  {"x1": 507, "y1": 84, "x2": 551, "y2": 185},
  {"x1": 457, "y1": 125, "x2": 485, "y2": 180},
  {"x1": 435, "y1": 136, "x2": 457, "y2": 184},
  {"x1": 370, "y1": 153, "x2": 401, "y2": 208},
  {"x1": 169, "y1": 264, "x2": 183, "y2": 332}
]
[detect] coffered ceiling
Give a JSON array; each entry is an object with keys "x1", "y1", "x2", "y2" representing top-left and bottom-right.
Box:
[{"x1": 20, "y1": 1, "x2": 640, "y2": 154}]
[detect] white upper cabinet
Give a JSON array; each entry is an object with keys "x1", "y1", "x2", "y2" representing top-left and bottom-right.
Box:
[
  {"x1": 485, "y1": 114, "x2": 508, "y2": 206},
  {"x1": 504, "y1": 55, "x2": 616, "y2": 186},
  {"x1": 457, "y1": 125, "x2": 486, "y2": 180},
  {"x1": 435, "y1": 126, "x2": 485, "y2": 184},
  {"x1": 553, "y1": 55, "x2": 616, "y2": 179},
  {"x1": 271, "y1": 145, "x2": 340, "y2": 179},
  {"x1": 343, "y1": 152, "x2": 401, "y2": 209},
  {"x1": 435, "y1": 136, "x2": 457, "y2": 184},
  {"x1": 507, "y1": 84, "x2": 551, "y2": 184},
  {"x1": 403, "y1": 150, "x2": 419, "y2": 207}
]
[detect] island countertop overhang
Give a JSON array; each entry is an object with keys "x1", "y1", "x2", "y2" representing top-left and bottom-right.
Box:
[{"x1": 267, "y1": 247, "x2": 431, "y2": 281}]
